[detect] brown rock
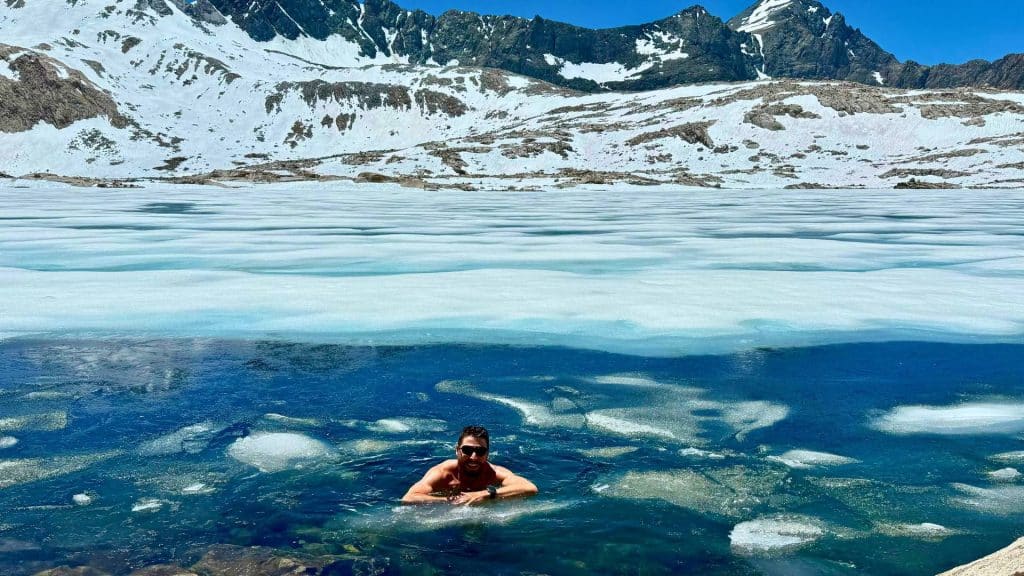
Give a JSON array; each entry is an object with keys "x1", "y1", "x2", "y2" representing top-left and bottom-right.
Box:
[{"x1": 190, "y1": 544, "x2": 326, "y2": 576}]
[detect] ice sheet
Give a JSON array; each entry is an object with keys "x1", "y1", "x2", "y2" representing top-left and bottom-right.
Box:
[{"x1": 1, "y1": 187, "x2": 1022, "y2": 356}]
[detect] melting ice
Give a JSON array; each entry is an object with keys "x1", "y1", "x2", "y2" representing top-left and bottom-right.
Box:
[{"x1": 1, "y1": 186, "x2": 1023, "y2": 355}]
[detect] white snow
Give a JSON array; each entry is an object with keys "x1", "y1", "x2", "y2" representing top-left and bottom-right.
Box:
[
  {"x1": 545, "y1": 53, "x2": 655, "y2": 84},
  {"x1": 873, "y1": 71, "x2": 885, "y2": 85},
  {"x1": 737, "y1": 0, "x2": 794, "y2": 33},
  {"x1": 871, "y1": 403, "x2": 1024, "y2": 435}
]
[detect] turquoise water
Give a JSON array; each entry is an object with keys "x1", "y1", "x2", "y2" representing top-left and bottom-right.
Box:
[{"x1": 1, "y1": 339, "x2": 1022, "y2": 575}]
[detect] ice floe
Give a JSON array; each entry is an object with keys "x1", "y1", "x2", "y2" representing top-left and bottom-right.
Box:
[
  {"x1": 263, "y1": 413, "x2": 321, "y2": 427},
  {"x1": 871, "y1": 402, "x2": 1024, "y2": 435},
  {"x1": 875, "y1": 522, "x2": 954, "y2": 540},
  {"x1": 364, "y1": 500, "x2": 573, "y2": 531},
  {"x1": 0, "y1": 436, "x2": 17, "y2": 450},
  {"x1": 131, "y1": 498, "x2": 171, "y2": 513},
  {"x1": 951, "y1": 483, "x2": 1024, "y2": 514},
  {"x1": 0, "y1": 451, "x2": 120, "y2": 489},
  {"x1": 578, "y1": 446, "x2": 638, "y2": 459},
  {"x1": 137, "y1": 422, "x2": 223, "y2": 456},
  {"x1": 72, "y1": 493, "x2": 93, "y2": 506},
  {"x1": 0, "y1": 411, "x2": 68, "y2": 432},
  {"x1": 436, "y1": 380, "x2": 585, "y2": 429},
  {"x1": 227, "y1": 432, "x2": 333, "y2": 473},
  {"x1": 987, "y1": 468, "x2": 1021, "y2": 481},
  {"x1": 585, "y1": 411, "x2": 682, "y2": 441},
  {"x1": 729, "y1": 515, "x2": 826, "y2": 555},
  {"x1": 366, "y1": 418, "x2": 447, "y2": 434},
  {"x1": 767, "y1": 450, "x2": 858, "y2": 469},
  {"x1": 990, "y1": 450, "x2": 1024, "y2": 464},
  {"x1": 596, "y1": 467, "x2": 788, "y2": 519}
]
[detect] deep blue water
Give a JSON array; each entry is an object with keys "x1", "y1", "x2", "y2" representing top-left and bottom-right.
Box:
[{"x1": 0, "y1": 339, "x2": 1022, "y2": 575}]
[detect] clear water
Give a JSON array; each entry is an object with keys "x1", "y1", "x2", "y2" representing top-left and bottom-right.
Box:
[
  {"x1": 1, "y1": 186, "x2": 1022, "y2": 575},
  {"x1": 0, "y1": 339, "x2": 1022, "y2": 575}
]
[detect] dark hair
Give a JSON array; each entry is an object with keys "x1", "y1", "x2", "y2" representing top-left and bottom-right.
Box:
[{"x1": 458, "y1": 425, "x2": 489, "y2": 448}]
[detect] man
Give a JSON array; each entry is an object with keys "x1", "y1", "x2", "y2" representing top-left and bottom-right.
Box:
[{"x1": 402, "y1": 425, "x2": 538, "y2": 505}]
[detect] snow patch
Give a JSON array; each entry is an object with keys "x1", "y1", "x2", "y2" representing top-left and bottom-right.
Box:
[{"x1": 738, "y1": 0, "x2": 795, "y2": 33}]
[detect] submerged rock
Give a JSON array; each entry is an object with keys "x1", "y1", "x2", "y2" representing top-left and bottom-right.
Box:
[{"x1": 190, "y1": 544, "x2": 342, "y2": 576}]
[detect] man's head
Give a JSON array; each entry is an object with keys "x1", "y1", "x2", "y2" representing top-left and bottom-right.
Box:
[{"x1": 456, "y1": 425, "x2": 490, "y2": 475}]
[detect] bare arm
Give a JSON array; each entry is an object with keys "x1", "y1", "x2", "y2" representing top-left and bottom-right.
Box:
[
  {"x1": 451, "y1": 464, "x2": 539, "y2": 505},
  {"x1": 492, "y1": 465, "x2": 538, "y2": 499},
  {"x1": 401, "y1": 463, "x2": 453, "y2": 504}
]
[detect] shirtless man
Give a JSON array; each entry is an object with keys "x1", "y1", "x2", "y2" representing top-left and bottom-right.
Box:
[{"x1": 402, "y1": 425, "x2": 538, "y2": 505}]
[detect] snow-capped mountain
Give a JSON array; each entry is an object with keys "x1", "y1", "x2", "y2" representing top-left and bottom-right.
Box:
[
  {"x1": 1, "y1": 0, "x2": 1023, "y2": 189},
  {"x1": 727, "y1": 0, "x2": 1024, "y2": 90}
]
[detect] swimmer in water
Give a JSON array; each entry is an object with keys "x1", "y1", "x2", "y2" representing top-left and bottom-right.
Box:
[{"x1": 402, "y1": 425, "x2": 538, "y2": 505}]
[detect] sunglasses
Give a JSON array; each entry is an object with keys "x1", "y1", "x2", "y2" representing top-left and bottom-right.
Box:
[{"x1": 459, "y1": 446, "x2": 488, "y2": 457}]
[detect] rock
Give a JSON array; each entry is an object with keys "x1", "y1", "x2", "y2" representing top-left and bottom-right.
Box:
[
  {"x1": 190, "y1": 545, "x2": 330, "y2": 576},
  {"x1": 937, "y1": 537, "x2": 1024, "y2": 575}
]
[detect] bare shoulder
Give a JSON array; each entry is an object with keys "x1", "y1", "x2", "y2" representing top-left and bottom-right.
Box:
[
  {"x1": 427, "y1": 459, "x2": 459, "y2": 477},
  {"x1": 489, "y1": 463, "x2": 518, "y2": 479}
]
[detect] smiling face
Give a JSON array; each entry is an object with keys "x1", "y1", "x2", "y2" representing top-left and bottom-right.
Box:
[{"x1": 456, "y1": 434, "x2": 489, "y2": 476}]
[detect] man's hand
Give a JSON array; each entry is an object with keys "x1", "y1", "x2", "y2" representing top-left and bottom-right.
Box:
[{"x1": 449, "y1": 490, "x2": 491, "y2": 506}]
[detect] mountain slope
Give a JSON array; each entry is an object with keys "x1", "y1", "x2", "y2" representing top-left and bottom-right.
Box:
[
  {"x1": 728, "y1": 0, "x2": 1024, "y2": 90},
  {"x1": 1, "y1": 0, "x2": 1024, "y2": 190},
  {"x1": 206, "y1": 0, "x2": 761, "y2": 91}
]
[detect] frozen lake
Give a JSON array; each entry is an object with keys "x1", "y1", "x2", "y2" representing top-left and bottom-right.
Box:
[
  {"x1": 0, "y1": 185, "x2": 1022, "y2": 575},
  {"x1": 1, "y1": 185, "x2": 1022, "y2": 354}
]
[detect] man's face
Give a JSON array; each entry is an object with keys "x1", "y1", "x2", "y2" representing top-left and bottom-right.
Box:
[{"x1": 456, "y1": 435, "x2": 488, "y2": 475}]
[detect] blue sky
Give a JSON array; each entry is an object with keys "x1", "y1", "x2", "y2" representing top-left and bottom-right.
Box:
[{"x1": 395, "y1": 0, "x2": 1024, "y2": 65}]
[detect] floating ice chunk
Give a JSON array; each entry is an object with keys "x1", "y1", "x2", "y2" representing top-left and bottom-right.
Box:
[
  {"x1": 138, "y1": 422, "x2": 222, "y2": 456},
  {"x1": 436, "y1": 380, "x2": 583, "y2": 429},
  {"x1": 367, "y1": 418, "x2": 447, "y2": 434},
  {"x1": 952, "y1": 483, "x2": 1024, "y2": 514},
  {"x1": 72, "y1": 493, "x2": 93, "y2": 506},
  {"x1": 768, "y1": 450, "x2": 858, "y2": 469},
  {"x1": 591, "y1": 374, "x2": 666, "y2": 388},
  {"x1": 876, "y1": 522, "x2": 953, "y2": 539},
  {"x1": 263, "y1": 413, "x2": 320, "y2": 427},
  {"x1": 679, "y1": 447, "x2": 728, "y2": 459},
  {"x1": 990, "y1": 450, "x2": 1024, "y2": 464},
  {"x1": 338, "y1": 438, "x2": 443, "y2": 455},
  {"x1": 131, "y1": 498, "x2": 168, "y2": 513},
  {"x1": 182, "y1": 483, "x2": 215, "y2": 495},
  {"x1": 0, "y1": 451, "x2": 120, "y2": 489},
  {"x1": 988, "y1": 468, "x2": 1021, "y2": 481},
  {"x1": 0, "y1": 412, "x2": 68, "y2": 432},
  {"x1": 585, "y1": 412, "x2": 678, "y2": 440},
  {"x1": 721, "y1": 401, "x2": 789, "y2": 442},
  {"x1": 730, "y1": 516, "x2": 826, "y2": 555},
  {"x1": 376, "y1": 500, "x2": 571, "y2": 531},
  {"x1": 598, "y1": 467, "x2": 787, "y2": 519},
  {"x1": 550, "y1": 397, "x2": 578, "y2": 413},
  {"x1": 871, "y1": 403, "x2": 1024, "y2": 435},
  {"x1": 227, "y1": 432, "x2": 333, "y2": 473},
  {"x1": 579, "y1": 446, "x2": 638, "y2": 459},
  {"x1": 0, "y1": 437, "x2": 17, "y2": 450}
]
